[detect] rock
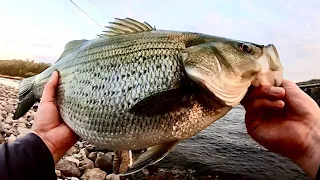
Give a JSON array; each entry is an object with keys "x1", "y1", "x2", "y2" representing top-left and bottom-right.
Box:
[
  {"x1": 84, "y1": 144, "x2": 93, "y2": 150},
  {"x1": 105, "y1": 152, "x2": 114, "y2": 160},
  {"x1": 74, "y1": 153, "x2": 84, "y2": 160},
  {"x1": 0, "y1": 134, "x2": 5, "y2": 144},
  {"x1": 8, "y1": 99, "x2": 16, "y2": 106},
  {"x1": 146, "y1": 172, "x2": 175, "y2": 180},
  {"x1": 4, "y1": 105, "x2": 14, "y2": 113},
  {"x1": 3, "y1": 123, "x2": 11, "y2": 129},
  {"x1": 80, "y1": 168, "x2": 107, "y2": 180},
  {"x1": 77, "y1": 141, "x2": 84, "y2": 148},
  {"x1": 56, "y1": 159, "x2": 81, "y2": 177},
  {"x1": 55, "y1": 169, "x2": 62, "y2": 177},
  {"x1": 79, "y1": 158, "x2": 94, "y2": 171},
  {"x1": 66, "y1": 156, "x2": 80, "y2": 167},
  {"x1": 95, "y1": 153, "x2": 113, "y2": 173},
  {"x1": 88, "y1": 152, "x2": 97, "y2": 162},
  {"x1": 105, "y1": 174, "x2": 112, "y2": 180},
  {"x1": 0, "y1": 111, "x2": 6, "y2": 119},
  {"x1": 18, "y1": 118, "x2": 29, "y2": 124},
  {"x1": 66, "y1": 146, "x2": 80, "y2": 156},
  {"x1": 0, "y1": 122, "x2": 3, "y2": 133},
  {"x1": 106, "y1": 174, "x2": 120, "y2": 180},
  {"x1": 17, "y1": 127, "x2": 31, "y2": 138},
  {"x1": 4, "y1": 117, "x2": 11, "y2": 124},
  {"x1": 79, "y1": 148, "x2": 89, "y2": 158},
  {"x1": 7, "y1": 134, "x2": 16, "y2": 143},
  {"x1": 0, "y1": 101, "x2": 6, "y2": 107},
  {"x1": 17, "y1": 123, "x2": 27, "y2": 128},
  {"x1": 11, "y1": 120, "x2": 19, "y2": 123},
  {"x1": 26, "y1": 114, "x2": 34, "y2": 121},
  {"x1": 3, "y1": 129, "x2": 15, "y2": 135}
]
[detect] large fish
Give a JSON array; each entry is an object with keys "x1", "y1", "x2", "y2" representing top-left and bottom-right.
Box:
[{"x1": 13, "y1": 17, "x2": 283, "y2": 175}]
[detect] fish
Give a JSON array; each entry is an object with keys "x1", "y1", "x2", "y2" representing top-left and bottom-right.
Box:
[{"x1": 12, "y1": 17, "x2": 284, "y2": 175}]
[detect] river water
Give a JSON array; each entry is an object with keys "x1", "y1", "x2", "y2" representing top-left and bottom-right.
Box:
[
  {"x1": 0, "y1": 77, "x2": 309, "y2": 180},
  {"x1": 161, "y1": 105, "x2": 309, "y2": 180},
  {"x1": 0, "y1": 77, "x2": 20, "y2": 88}
]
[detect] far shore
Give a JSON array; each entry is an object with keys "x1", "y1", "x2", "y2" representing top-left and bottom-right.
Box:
[{"x1": 0, "y1": 74, "x2": 23, "y2": 80}]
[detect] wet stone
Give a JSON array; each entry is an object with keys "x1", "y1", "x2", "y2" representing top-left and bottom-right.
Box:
[
  {"x1": 80, "y1": 168, "x2": 107, "y2": 180},
  {"x1": 66, "y1": 146, "x2": 80, "y2": 156},
  {"x1": 94, "y1": 153, "x2": 113, "y2": 173},
  {"x1": 56, "y1": 159, "x2": 81, "y2": 177}
]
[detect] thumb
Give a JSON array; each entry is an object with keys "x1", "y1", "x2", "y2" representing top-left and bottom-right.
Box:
[{"x1": 40, "y1": 71, "x2": 59, "y2": 103}]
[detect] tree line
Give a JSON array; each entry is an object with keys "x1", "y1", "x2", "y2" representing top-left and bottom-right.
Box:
[{"x1": 0, "y1": 59, "x2": 51, "y2": 78}]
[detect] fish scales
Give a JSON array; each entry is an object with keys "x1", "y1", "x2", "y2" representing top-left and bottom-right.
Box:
[{"x1": 32, "y1": 31, "x2": 212, "y2": 149}]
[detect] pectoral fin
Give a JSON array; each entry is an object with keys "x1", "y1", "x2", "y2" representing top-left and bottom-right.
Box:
[
  {"x1": 120, "y1": 141, "x2": 179, "y2": 176},
  {"x1": 129, "y1": 88, "x2": 194, "y2": 116}
]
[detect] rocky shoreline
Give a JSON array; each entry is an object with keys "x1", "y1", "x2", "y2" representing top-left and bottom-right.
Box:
[{"x1": 0, "y1": 81, "x2": 222, "y2": 180}]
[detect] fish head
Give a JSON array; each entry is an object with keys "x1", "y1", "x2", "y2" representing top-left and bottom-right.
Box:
[{"x1": 182, "y1": 39, "x2": 283, "y2": 107}]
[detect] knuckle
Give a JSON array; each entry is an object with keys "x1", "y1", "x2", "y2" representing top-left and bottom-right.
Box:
[{"x1": 260, "y1": 85, "x2": 271, "y2": 93}]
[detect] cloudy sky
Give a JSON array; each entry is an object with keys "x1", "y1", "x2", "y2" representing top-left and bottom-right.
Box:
[{"x1": 0, "y1": 0, "x2": 319, "y2": 82}]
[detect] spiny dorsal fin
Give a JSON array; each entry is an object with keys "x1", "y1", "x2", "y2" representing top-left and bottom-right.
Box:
[
  {"x1": 56, "y1": 39, "x2": 88, "y2": 62},
  {"x1": 98, "y1": 17, "x2": 156, "y2": 38}
]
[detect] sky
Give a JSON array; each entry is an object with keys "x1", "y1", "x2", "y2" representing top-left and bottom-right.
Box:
[{"x1": 0, "y1": 0, "x2": 319, "y2": 82}]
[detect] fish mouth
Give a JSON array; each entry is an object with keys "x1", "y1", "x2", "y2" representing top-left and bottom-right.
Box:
[
  {"x1": 251, "y1": 44, "x2": 284, "y2": 87},
  {"x1": 184, "y1": 44, "x2": 284, "y2": 107}
]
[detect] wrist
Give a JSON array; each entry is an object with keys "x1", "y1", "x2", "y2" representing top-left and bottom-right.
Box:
[
  {"x1": 293, "y1": 122, "x2": 320, "y2": 179},
  {"x1": 31, "y1": 131, "x2": 63, "y2": 163}
]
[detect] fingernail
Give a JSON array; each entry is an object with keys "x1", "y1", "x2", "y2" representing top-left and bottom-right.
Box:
[
  {"x1": 275, "y1": 100, "x2": 285, "y2": 108},
  {"x1": 270, "y1": 87, "x2": 284, "y2": 96}
]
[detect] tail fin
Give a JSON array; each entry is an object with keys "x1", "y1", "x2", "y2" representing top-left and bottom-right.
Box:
[{"x1": 13, "y1": 76, "x2": 38, "y2": 120}]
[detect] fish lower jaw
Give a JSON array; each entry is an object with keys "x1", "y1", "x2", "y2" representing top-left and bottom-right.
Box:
[
  {"x1": 184, "y1": 67, "x2": 251, "y2": 107},
  {"x1": 204, "y1": 81, "x2": 251, "y2": 107}
]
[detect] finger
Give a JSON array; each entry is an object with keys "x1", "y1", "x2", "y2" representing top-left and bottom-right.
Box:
[
  {"x1": 281, "y1": 79, "x2": 297, "y2": 88},
  {"x1": 281, "y1": 79, "x2": 307, "y2": 95},
  {"x1": 244, "y1": 98, "x2": 285, "y2": 113},
  {"x1": 241, "y1": 85, "x2": 285, "y2": 107},
  {"x1": 251, "y1": 85, "x2": 285, "y2": 99},
  {"x1": 244, "y1": 99, "x2": 284, "y2": 134},
  {"x1": 40, "y1": 71, "x2": 59, "y2": 103}
]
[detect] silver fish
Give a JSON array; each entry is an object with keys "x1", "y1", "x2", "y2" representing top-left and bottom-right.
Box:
[{"x1": 13, "y1": 17, "x2": 283, "y2": 175}]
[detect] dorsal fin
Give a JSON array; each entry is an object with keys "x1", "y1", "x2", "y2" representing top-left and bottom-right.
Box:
[
  {"x1": 98, "y1": 17, "x2": 156, "y2": 38},
  {"x1": 56, "y1": 39, "x2": 88, "y2": 62}
]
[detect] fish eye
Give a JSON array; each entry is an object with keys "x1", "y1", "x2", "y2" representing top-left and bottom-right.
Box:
[{"x1": 240, "y1": 43, "x2": 252, "y2": 54}]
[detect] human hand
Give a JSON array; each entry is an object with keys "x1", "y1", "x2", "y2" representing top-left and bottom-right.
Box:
[
  {"x1": 241, "y1": 79, "x2": 320, "y2": 179},
  {"x1": 31, "y1": 71, "x2": 79, "y2": 163}
]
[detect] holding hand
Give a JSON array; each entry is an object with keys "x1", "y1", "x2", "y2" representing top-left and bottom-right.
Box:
[
  {"x1": 241, "y1": 79, "x2": 320, "y2": 179},
  {"x1": 31, "y1": 71, "x2": 79, "y2": 163}
]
